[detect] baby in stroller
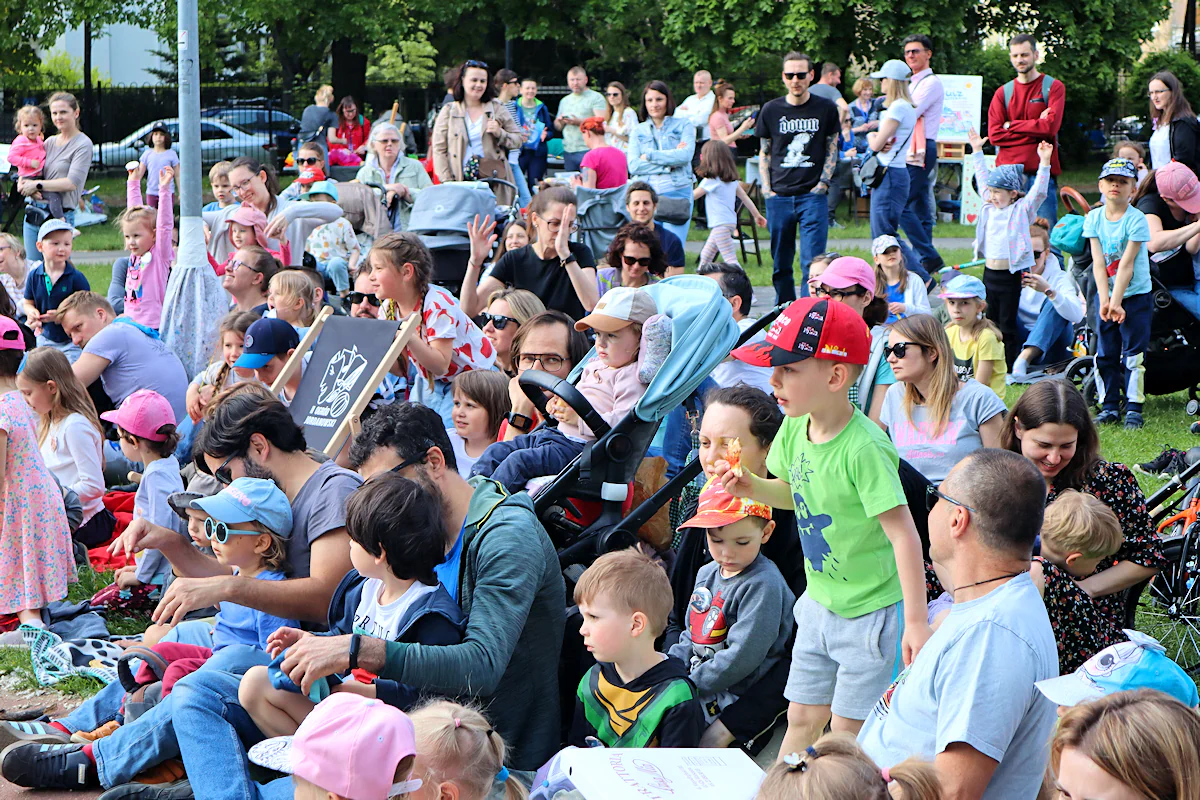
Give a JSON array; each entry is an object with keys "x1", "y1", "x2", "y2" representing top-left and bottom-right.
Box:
[{"x1": 473, "y1": 286, "x2": 666, "y2": 493}]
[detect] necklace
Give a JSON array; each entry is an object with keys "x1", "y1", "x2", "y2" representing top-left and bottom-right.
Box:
[{"x1": 951, "y1": 570, "x2": 1028, "y2": 594}]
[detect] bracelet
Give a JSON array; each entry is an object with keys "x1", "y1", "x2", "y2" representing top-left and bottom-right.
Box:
[{"x1": 560, "y1": 255, "x2": 577, "y2": 268}]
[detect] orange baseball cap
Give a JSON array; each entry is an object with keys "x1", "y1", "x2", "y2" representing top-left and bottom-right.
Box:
[{"x1": 679, "y1": 476, "x2": 772, "y2": 530}]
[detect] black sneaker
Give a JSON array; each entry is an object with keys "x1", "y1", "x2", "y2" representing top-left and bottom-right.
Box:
[
  {"x1": 100, "y1": 779, "x2": 195, "y2": 800},
  {"x1": 1094, "y1": 410, "x2": 1120, "y2": 425},
  {"x1": 1136, "y1": 445, "x2": 1185, "y2": 477},
  {"x1": 0, "y1": 742, "x2": 95, "y2": 789}
]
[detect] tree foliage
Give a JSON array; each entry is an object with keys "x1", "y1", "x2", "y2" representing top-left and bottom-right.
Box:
[{"x1": 366, "y1": 23, "x2": 439, "y2": 86}]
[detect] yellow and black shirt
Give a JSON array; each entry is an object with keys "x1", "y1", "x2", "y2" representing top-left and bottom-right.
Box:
[{"x1": 570, "y1": 656, "x2": 704, "y2": 748}]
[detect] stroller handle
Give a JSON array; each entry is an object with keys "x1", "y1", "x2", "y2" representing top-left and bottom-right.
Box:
[{"x1": 518, "y1": 369, "x2": 611, "y2": 439}]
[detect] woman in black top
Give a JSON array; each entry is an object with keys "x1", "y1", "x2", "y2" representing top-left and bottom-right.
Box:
[
  {"x1": 1134, "y1": 165, "x2": 1200, "y2": 319},
  {"x1": 460, "y1": 185, "x2": 598, "y2": 320},
  {"x1": 1147, "y1": 71, "x2": 1200, "y2": 175}
]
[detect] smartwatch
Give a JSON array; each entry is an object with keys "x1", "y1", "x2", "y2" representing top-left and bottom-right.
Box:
[
  {"x1": 560, "y1": 254, "x2": 577, "y2": 268},
  {"x1": 349, "y1": 633, "x2": 362, "y2": 671},
  {"x1": 506, "y1": 412, "x2": 533, "y2": 432}
]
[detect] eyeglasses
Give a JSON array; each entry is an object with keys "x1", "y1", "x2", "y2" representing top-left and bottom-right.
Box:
[
  {"x1": 882, "y1": 341, "x2": 926, "y2": 360},
  {"x1": 1148, "y1": 88, "x2": 1170, "y2": 96},
  {"x1": 376, "y1": 138, "x2": 401, "y2": 146},
  {"x1": 541, "y1": 217, "x2": 579, "y2": 232},
  {"x1": 926, "y1": 484, "x2": 976, "y2": 514},
  {"x1": 783, "y1": 72, "x2": 808, "y2": 81},
  {"x1": 622, "y1": 254, "x2": 653, "y2": 267},
  {"x1": 813, "y1": 285, "x2": 865, "y2": 301},
  {"x1": 477, "y1": 312, "x2": 519, "y2": 330},
  {"x1": 519, "y1": 352, "x2": 566, "y2": 371},
  {"x1": 230, "y1": 176, "x2": 256, "y2": 197},
  {"x1": 297, "y1": 157, "x2": 320, "y2": 166},
  {"x1": 465, "y1": 59, "x2": 489, "y2": 69},
  {"x1": 347, "y1": 291, "x2": 381, "y2": 307},
  {"x1": 204, "y1": 518, "x2": 259, "y2": 544},
  {"x1": 389, "y1": 452, "x2": 427, "y2": 475},
  {"x1": 213, "y1": 453, "x2": 238, "y2": 485}
]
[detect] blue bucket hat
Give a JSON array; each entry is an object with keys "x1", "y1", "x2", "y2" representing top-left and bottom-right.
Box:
[
  {"x1": 192, "y1": 477, "x2": 293, "y2": 538},
  {"x1": 235, "y1": 318, "x2": 300, "y2": 370},
  {"x1": 1099, "y1": 157, "x2": 1138, "y2": 181},
  {"x1": 302, "y1": 180, "x2": 339, "y2": 203},
  {"x1": 1035, "y1": 630, "x2": 1199, "y2": 708},
  {"x1": 938, "y1": 273, "x2": 986, "y2": 300},
  {"x1": 986, "y1": 164, "x2": 1026, "y2": 194}
]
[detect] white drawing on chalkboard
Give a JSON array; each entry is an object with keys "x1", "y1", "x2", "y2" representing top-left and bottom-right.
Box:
[{"x1": 317, "y1": 346, "x2": 369, "y2": 418}]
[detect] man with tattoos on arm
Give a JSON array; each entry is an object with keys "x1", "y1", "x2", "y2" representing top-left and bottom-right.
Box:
[{"x1": 757, "y1": 51, "x2": 841, "y2": 305}]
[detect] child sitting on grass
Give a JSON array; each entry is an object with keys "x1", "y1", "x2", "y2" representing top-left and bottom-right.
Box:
[
  {"x1": 238, "y1": 473, "x2": 463, "y2": 734},
  {"x1": 756, "y1": 732, "x2": 941, "y2": 800},
  {"x1": 267, "y1": 270, "x2": 317, "y2": 333},
  {"x1": 234, "y1": 317, "x2": 301, "y2": 405},
  {"x1": 446, "y1": 370, "x2": 511, "y2": 479},
  {"x1": 669, "y1": 478, "x2": 795, "y2": 725},
  {"x1": 939, "y1": 273, "x2": 1007, "y2": 395},
  {"x1": 571, "y1": 547, "x2": 704, "y2": 747},
  {"x1": 303, "y1": 180, "x2": 359, "y2": 297}
]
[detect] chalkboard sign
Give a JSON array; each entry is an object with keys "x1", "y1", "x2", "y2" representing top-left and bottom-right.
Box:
[{"x1": 286, "y1": 315, "x2": 405, "y2": 453}]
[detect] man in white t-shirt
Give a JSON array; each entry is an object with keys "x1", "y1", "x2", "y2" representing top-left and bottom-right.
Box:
[
  {"x1": 675, "y1": 70, "x2": 716, "y2": 168},
  {"x1": 698, "y1": 261, "x2": 772, "y2": 394},
  {"x1": 857, "y1": 449, "x2": 1059, "y2": 800}
]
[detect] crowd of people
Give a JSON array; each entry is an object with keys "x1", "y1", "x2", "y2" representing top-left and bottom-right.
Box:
[{"x1": 0, "y1": 33, "x2": 1197, "y2": 800}]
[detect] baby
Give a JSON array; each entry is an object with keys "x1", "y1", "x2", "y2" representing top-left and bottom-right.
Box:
[{"x1": 10, "y1": 106, "x2": 46, "y2": 180}]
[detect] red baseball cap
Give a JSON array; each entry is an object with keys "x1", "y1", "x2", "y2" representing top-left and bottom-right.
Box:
[
  {"x1": 679, "y1": 477, "x2": 772, "y2": 530},
  {"x1": 731, "y1": 297, "x2": 870, "y2": 367}
]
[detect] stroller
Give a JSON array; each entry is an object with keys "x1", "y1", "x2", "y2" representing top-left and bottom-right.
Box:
[{"x1": 407, "y1": 179, "x2": 518, "y2": 292}]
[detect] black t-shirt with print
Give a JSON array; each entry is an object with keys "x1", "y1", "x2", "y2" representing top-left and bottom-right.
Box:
[
  {"x1": 755, "y1": 94, "x2": 840, "y2": 197},
  {"x1": 488, "y1": 242, "x2": 596, "y2": 321},
  {"x1": 1136, "y1": 191, "x2": 1193, "y2": 287}
]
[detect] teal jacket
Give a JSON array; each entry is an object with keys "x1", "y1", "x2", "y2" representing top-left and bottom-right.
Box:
[{"x1": 382, "y1": 477, "x2": 565, "y2": 770}]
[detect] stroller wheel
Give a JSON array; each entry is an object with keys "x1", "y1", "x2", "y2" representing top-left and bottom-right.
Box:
[
  {"x1": 1188, "y1": 399, "x2": 1200, "y2": 417},
  {"x1": 1079, "y1": 370, "x2": 1100, "y2": 411},
  {"x1": 1141, "y1": 521, "x2": 1200, "y2": 674}
]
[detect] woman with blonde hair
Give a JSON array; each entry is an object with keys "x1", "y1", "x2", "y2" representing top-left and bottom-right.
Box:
[
  {"x1": 879, "y1": 314, "x2": 1007, "y2": 483},
  {"x1": 757, "y1": 732, "x2": 941, "y2": 800},
  {"x1": 1051, "y1": 689, "x2": 1200, "y2": 800},
  {"x1": 866, "y1": 60, "x2": 921, "y2": 274},
  {"x1": 408, "y1": 700, "x2": 529, "y2": 800},
  {"x1": 0, "y1": 233, "x2": 26, "y2": 309},
  {"x1": 480, "y1": 287, "x2": 545, "y2": 375}
]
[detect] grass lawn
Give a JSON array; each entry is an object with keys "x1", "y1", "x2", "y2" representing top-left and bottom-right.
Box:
[{"x1": 690, "y1": 247, "x2": 977, "y2": 289}]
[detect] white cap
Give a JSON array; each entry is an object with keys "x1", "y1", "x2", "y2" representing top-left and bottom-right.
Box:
[{"x1": 574, "y1": 287, "x2": 657, "y2": 333}]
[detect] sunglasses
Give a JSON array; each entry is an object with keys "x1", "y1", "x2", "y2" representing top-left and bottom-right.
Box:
[
  {"x1": 882, "y1": 341, "x2": 926, "y2": 360},
  {"x1": 926, "y1": 484, "x2": 976, "y2": 514},
  {"x1": 783, "y1": 72, "x2": 809, "y2": 81},
  {"x1": 465, "y1": 59, "x2": 489, "y2": 69},
  {"x1": 1033, "y1": 249, "x2": 1046, "y2": 258},
  {"x1": 204, "y1": 518, "x2": 259, "y2": 545},
  {"x1": 347, "y1": 291, "x2": 381, "y2": 307},
  {"x1": 213, "y1": 453, "x2": 238, "y2": 485},
  {"x1": 389, "y1": 453, "x2": 427, "y2": 475},
  {"x1": 606, "y1": 91, "x2": 622, "y2": 97},
  {"x1": 904, "y1": 48, "x2": 927, "y2": 56},
  {"x1": 296, "y1": 157, "x2": 320, "y2": 166},
  {"x1": 622, "y1": 255, "x2": 653, "y2": 267},
  {"x1": 477, "y1": 312, "x2": 518, "y2": 330}
]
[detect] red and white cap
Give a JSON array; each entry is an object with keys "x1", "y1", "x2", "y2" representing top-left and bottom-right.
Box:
[
  {"x1": 1157, "y1": 161, "x2": 1200, "y2": 215},
  {"x1": 679, "y1": 476, "x2": 772, "y2": 529},
  {"x1": 731, "y1": 297, "x2": 870, "y2": 367},
  {"x1": 101, "y1": 389, "x2": 176, "y2": 442}
]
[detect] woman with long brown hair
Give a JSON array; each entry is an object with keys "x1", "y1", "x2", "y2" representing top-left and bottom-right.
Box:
[
  {"x1": 603, "y1": 81, "x2": 639, "y2": 152},
  {"x1": 1147, "y1": 70, "x2": 1200, "y2": 173}
]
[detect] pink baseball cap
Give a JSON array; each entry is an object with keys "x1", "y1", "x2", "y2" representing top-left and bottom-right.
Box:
[
  {"x1": 0, "y1": 317, "x2": 25, "y2": 352},
  {"x1": 100, "y1": 389, "x2": 176, "y2": 441},
  {"x1": 226, "y1": 203, "x2": 271, "y2": 249},
  {"x1": 818, "y1": 256, "x2": 877, "y2": 294},
  {"x1": 248, "y1": 693, "x2": 420, "y2": 800},
  {"x1": 1157, "y1": 161, "x2": 1200, "y2": 214}
]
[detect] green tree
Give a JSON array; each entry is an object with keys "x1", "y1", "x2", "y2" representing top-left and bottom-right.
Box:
[{"x1": 366, "y1": 24, "x2": 439, "y2": 86}]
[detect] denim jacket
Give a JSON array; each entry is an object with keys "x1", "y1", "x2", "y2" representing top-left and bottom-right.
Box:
[{"x1": 627, "y1": 117, "x2": 696, "y2": 191}]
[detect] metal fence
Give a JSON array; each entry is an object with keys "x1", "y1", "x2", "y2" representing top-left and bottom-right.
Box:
[{"x1": 1, "y1": 82, "x2": 444, "y2": 170}]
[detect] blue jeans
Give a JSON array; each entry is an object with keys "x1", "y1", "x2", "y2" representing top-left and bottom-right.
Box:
[
  {"x1": 1020, "y1": 301, "x2": 1076, "y2": 366},
  {"x1": 34, "y1": 334, "x2": 82, "y2": 362},
  {"x1": 23, "y1": 207, "x2": 75, "y2": 267},
  {"x1": 658, "y1": 186, "x2": 693, "y2": 246},
  {"x1": 767, "y1": 192, "x2": 829, "y2": 304},
  {"x1": 519, "y1": 149, "x2": 548, "y2": 186},
  {"x1": 899, "y1": 140, "x2": 943, "y2": 271},
  {"x1": 316, "y1": 257, "x2": 350, "y2": 294},
  {"x1": 471, "y1": 427, "x2": 585, "y2": 493},
  {"x1": 1094, "y1": 291, "x2": 1152, "y2": 414},
  {"x1": 91, "y1": 646, "x2": 269, "y2": 788},
  {"x1": 511, "y1": 160, "x2": 532, "y2": 208},
  {"x1": 1025, "y1": 173, "x2": 1058, "y2": 229},
  {"x1": 1169, "y1": 282, "x2": 1200, "y2": 321},
  {"x1": 870, "y1": 166, "x2": 923, "y2": 282}
]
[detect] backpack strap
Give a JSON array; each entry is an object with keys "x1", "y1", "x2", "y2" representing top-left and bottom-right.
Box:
[
  {"x1": 1003, "y1": 79, "x2": 1016, "y2": 108},
  {"x1": 1041, "y1": 74, "x2": 1055, "y2": 104}
]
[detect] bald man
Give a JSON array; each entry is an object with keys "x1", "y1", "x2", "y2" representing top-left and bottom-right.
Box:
[{"x1": 676, "y1": 70, "x2": 717, "y2": 167}]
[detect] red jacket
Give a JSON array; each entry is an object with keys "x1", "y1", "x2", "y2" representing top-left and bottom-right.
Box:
[{"x1": 987, "y1": 75, "x2": 1065, "y2": 176}]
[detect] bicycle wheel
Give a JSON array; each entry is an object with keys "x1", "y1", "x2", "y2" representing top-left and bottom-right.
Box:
[{"x1": 1140, "y1": 522, "x2": 1200, "y2": 673}]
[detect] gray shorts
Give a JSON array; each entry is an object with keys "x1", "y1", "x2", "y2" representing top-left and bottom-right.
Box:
[{"x1": 784, "y1": 593, "x2": 903, "y2": 721}]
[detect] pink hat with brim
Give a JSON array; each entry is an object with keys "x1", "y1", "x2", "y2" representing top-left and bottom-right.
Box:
[
  {"x1": 100, "y1": 389, "x2": 175, "y2": 442},
  {"x1": 819, "y1": 256, "x2": 877, "y2": 293},
  {"x1": 1157, "y1": 161, "x2": 1200, "y2": 215},
  {"x1": 226, "y1": 203, "x2": 272, "y2": 249},
  {"x1": 0, "y1": 317, "x2": 25, "y2": 352}
]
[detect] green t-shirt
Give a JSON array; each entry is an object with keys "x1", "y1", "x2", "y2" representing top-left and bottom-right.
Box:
[
  {"x1": 557, "y1": 89, "x2": 607, "y2": 153},
  {"x1": 765, "y1": 408, "x2": 907, "y2": 618}
]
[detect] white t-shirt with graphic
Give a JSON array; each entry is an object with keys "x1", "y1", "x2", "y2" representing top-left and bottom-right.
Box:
[{"x1": 353, "y1": 578, "x2": 439, "y2": 640}]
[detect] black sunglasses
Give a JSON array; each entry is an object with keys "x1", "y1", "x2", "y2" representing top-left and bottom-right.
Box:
[
  {"x1": 296, "y1": 157, "x2": 320, "y2": 166},
  {"x1": 390, "y1": 452, "x2": 427, "y2": 475},
  {"x1": 465, "y1": 59, "x2": 489, "y2": 69},
  {"x1": 926, "y1": 484, "x2": 977, "y2": 514},
  {"x1": 347, "y1": 292, "x2": 381, "y2": 307},
  {"x1": 204, "y1": 518, "x2": 246, "y2": 544},
  {"x1": 477, "y1": 312, "x2": 518, "y2": 330},
  {"x1": 882, "y1": 341, "x2": 926, "y2": 360},
  {"x1": 622, "y1": 255, "x2": 653, "y2": 267},
  {"x1": 213, "y1": 453, "x2": 238, "y2": 486},
  {"x1": 783, "y1": 72, "x2": 809, "y2": 80}
]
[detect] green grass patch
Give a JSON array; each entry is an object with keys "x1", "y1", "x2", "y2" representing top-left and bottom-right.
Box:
[{"x1": 693, "y1": 248, "x2": 976, "y2": 290}]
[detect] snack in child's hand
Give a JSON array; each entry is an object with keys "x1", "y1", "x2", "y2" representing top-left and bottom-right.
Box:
[{"x1": 727, "y1": 437, "x2": 743, "y2": 477}]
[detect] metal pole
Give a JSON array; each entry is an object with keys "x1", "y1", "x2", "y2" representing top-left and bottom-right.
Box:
[{"x1": 177, "y1": 0, "x2": 201, "y2": 219}]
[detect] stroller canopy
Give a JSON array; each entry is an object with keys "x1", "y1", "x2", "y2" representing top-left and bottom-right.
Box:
[{"x1": 570, "y1": 275, "x2": 740, "y2": 423}]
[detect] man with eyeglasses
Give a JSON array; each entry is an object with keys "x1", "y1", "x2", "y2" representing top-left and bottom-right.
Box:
[
  {"x1": 498, "y1": 310, "x2": 589, "y2": 441},
  {"x1": 858, "y1": 448, "x2": 1059, "y2": 800},
  {"x1": 756, "y1": 51, "x2": 841, "y2": 305},
  {"x1": 898, "y1": 34, "x2": 945, "y2": 277},
  {"x1": 556, "y1": 66, "x2": 607, "y2": 173},
  {"x1": 987, "y1": 33, "x2": 1065, "y2": 226}
]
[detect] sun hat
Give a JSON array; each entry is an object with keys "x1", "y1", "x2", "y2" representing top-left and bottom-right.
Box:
[
  {"x1": 938, "y1": 273, "x2": 987, "y2": 300},
  {"x1": 1155, "y1": 161, "x2": 1200, "y2": 213},
  {"x1": 100, "y1": 389, "x2": 176, "y2": 442},
  {"x1": 302, "y1": 180, "x2": 339, "y2": 203},
  {"x1": 192, "y1": 477, "x2": 293, "y2": 538},
  {"x1": 0, "y1": 317, "x2": 26, "y2": 352},
  {"x1": 248, "y1": 693, "x2": 421, "y2": 800},
  {"x1": 819, "y1": 256, "x2": 877, "y2": 293},
  {"x1": 870, "y1": 60, "x2": 912, "y2": 81},
  {"x1": 1099, "y1": 158, "x2": 1138, "y2": 181},
  {"x1": 574, "y1": 286, "x2": 658, "y2": 333},
  {"x1": 37, "y1": 219, "x2": 81, "y2": 243},
  {"x1": 679, "y1": 476, "x2": 772, "y2": 530},
  {"x1": 1035, "y1": 630, "x2": 1199, "y2": 709},
  {"x1": 871, "y1": 235, "x2": 902, "y2": 257},
  {"x1": 731, "y1": 296, "x2": 869, "y2": 367},
  {"x1": 235, "y1": 318, "x2": 300, "y2": 370},
  {"x1": 225, "y1": 204, "x2": 272, "y2": 249}
]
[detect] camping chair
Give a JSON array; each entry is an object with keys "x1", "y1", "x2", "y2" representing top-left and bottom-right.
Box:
[
  {"x1": 271, "y1": 307, "x2": 420, "y2": 456},
  {"x1": 733, "y1": 184, "x2": 763, "y2": 268},
  {"x1": 573, "y1": 186, "x2": 630, "y2": 263}
]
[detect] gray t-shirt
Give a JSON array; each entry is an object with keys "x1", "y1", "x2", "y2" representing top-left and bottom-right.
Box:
[
  {"x1": 286, "y1": 459, "x2": 362, "y2": 578},
  {"x1": 133, "y1": 456, "x2": 186, "y2": 584},
  {"x1": 85, "y1": 322, "x2": 189, "y2": 423},
  {"x1": 879, "y1": 380, "x2": 1006, "y2": 485},
  {"x1": 299, "y1": 105, "x2": 340, "y2": 144},
  {"x1": 858, "y1": 573, "x2": 1059, "y2": 800},
  {"x1": 809, "y1": 84, "x2": 844, "y2": 104}
]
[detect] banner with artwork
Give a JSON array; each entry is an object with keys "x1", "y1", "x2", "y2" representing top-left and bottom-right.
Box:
[{"x1": 938, "y1": 75, "x2": 984, "y2": 144}]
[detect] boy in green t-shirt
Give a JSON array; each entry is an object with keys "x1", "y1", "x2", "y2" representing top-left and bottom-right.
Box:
[{"x1": 720, "y1": 292, "x2": 932, "y2": 759}]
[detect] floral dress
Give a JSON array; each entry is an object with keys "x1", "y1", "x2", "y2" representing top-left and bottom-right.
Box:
[
  {"x1": 1035, "y1": 556, "x2": 1128, "y2": 673},
  {"x1": 0, "y1": 391, "x2": 75, "y2": 613}
]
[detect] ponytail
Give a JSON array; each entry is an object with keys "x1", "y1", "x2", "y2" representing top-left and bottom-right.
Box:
[{"x1": 409, "y1": 701, "x2": 529, "y2": 800}]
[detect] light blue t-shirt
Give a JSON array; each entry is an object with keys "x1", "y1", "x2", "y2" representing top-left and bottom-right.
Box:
[
  {"x1": 1083, "y1": 205, "x2": 1151, "y2": 297},
  {"x1": 433, "y1": 527, "x2": 464, "y2": 603},
  {"x1": 133, "y1": 456, "x2": 186, "y2": 584},
  {"x1": 857, "y1": 573, "x2": 1059, "y2": 800},
  {"x1": 211, "y1": 570, "x2": 301, "y2": 650}
]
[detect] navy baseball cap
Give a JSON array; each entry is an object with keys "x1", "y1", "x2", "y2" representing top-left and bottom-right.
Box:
[{"x1": 236, "y1": 318, "x2": 300, "y2": 370}]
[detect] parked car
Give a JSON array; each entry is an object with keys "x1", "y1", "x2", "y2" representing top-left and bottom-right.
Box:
[
  {"x1": 202, "y1": 107, "x2": 299, "y2": 137},
  {"x1": 92, "y1": 118, "x2": 272, "y2": 168}
]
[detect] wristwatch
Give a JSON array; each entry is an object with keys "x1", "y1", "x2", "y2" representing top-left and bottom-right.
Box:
[
  {"x1": 506, "y1": 412, "x2": 533, "y2": 432},
  {"x1": 560, "y1": 254, "x2": 577, "y2": 268},
  {"x1": 349, "y1": 633, "x2": 362, "y2": 671}
]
